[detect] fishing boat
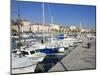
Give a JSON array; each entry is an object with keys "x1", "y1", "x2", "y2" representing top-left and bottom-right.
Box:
[
  {"x1": 12, "y1": 32, "x2": 46, "y2": 74},
  {"x1": 12, "y1": 44, "x2": 46, "y2": 74},
  {"x1": 12, "y1": 53, "x2": 37, "y2": 74}
]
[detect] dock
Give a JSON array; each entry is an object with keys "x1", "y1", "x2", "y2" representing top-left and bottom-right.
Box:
[{"x1": 49, "y1": 39, "x2": 96, "y2": 72}]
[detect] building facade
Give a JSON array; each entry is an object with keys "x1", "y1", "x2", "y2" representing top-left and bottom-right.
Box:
[{"x1": 11, "y1": 20, "x2": 60, "y2": 33}]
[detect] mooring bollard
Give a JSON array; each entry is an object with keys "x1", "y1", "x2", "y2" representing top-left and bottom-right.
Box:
[{"x1": 87, "y1": 42, "x2": 91, "y2": 48}]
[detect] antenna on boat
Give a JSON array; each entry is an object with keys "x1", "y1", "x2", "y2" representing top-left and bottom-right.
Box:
[{"x1": 42, "y1": 2, "x2": 45, "y2": 43}]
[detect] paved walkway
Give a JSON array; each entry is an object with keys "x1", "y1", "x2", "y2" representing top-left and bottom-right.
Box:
[{"x1": 49, "y1": 40, "x2": 96, "y2": 72}]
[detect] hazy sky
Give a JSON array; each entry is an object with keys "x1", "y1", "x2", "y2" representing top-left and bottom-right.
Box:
[{"x1": 11, "y1": 0, "x2": 96, "y2": 28}]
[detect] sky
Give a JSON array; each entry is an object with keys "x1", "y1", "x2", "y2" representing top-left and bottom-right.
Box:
[{"x1": 11, "y1": 0, "x2": 96, "y2": 29}]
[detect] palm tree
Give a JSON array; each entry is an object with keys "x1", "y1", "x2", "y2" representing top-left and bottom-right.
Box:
[{"x1": 11, "y1": 19, "x2": 15, "y2": 25}]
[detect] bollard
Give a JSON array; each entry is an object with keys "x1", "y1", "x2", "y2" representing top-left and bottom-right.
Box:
[{"x1": 87, "y1": 42, "x2": 91, "y2": 48}]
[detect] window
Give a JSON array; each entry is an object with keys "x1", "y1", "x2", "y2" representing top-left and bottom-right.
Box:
[
  {"x1": 30, "y1": 50, "x2": 35, "y2": 54},
  {"x1": 35, "y1": 49, "x2": 40, "y2": 53},
  {"x1": 22, "y1": 51, "x2": 29, "y2": 55},
  {"x1": 25, "y1": 52, "x2": 29, "y2": 55}
]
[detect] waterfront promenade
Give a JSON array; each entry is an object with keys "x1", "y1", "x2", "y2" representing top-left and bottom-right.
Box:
[{"x1": 49, "y1": 39, "x2": 96, "y2": 72}]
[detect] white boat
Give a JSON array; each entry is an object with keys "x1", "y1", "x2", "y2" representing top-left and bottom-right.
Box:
[
  {"x1": 12, "y1": 53, "x2": 37, "y2": 74},
  {"x1": 22, "y1": 46, "x2": 46, "y2": 57},
  {"x1": 64, "y1": 37, "x2": 80, "y2": 44},
  {"x1": 21, "y1": 33, "x2": 29, "y2": 38},
  {"x1": 31, "y1": 42, "x2": 46, "y2": 49},
  {"x1": 12, "y1": 34, "x2": 29, "y2": 39},
  {"x1": 12, "y1": 46, "x2": 46, "y2": 74},
  {"x1": 34, "y1": 37, "x2": 68, "y2": 54},
  {"x1": 57, "y1": 34, "x2": 82, "y2": 46},
  {"x1": 12, "y1": 33, "x2": 46, "y2": 74},
  {"x1": 15, "y1": 38, "x2": 36, "y2": 43},
  {"x1": 12, "y1": 35, "x2": 19, "y2": 39},
  {"x1": 12, "y1": 1, "x2": 47, "y2": 74}
]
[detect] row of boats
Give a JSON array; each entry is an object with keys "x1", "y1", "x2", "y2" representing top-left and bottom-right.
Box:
[
  {"x1": 12, "y1": 33, "x2": 82, "y2": 74},
  {"x1": 11, "y1": 1, "x2": 96, "y2": 74}
]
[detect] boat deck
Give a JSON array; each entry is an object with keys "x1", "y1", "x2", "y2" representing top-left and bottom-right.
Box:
[{"x1": 12, "y1": 53, "x2": 38, "y2": 69}]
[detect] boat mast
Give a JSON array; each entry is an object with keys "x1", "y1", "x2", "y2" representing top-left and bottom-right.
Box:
[
  {"x1": 42, "y1": 2, "x2": 45, "y2": 42},
  {"x1": 51, "y1": 16, "x2": 54, "y2": 38},
  {"x1": 80, "y1": 22, "x2": 82, "y2": 30},
  {"x1": 17, "y1": 0, "x2": 21, "y2": 52},
  {"x1": 48, "y1": 4, "x2": 54, "y2": 38},
  {"x1": 51, "y1": 16, "x2": 53, "y2": 24},
  {"x1": 79, "y1": 22, "x2": 82, "y2": 36}
]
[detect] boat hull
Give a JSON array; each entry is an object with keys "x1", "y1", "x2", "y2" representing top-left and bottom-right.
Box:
[{"x1": 12, "y1": 64, "x2": 37, "y2": 74}]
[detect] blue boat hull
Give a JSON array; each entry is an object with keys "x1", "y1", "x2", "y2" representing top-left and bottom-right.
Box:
[{"x1": 39, "y1": 48, "x2": 60, "y2": 54}]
